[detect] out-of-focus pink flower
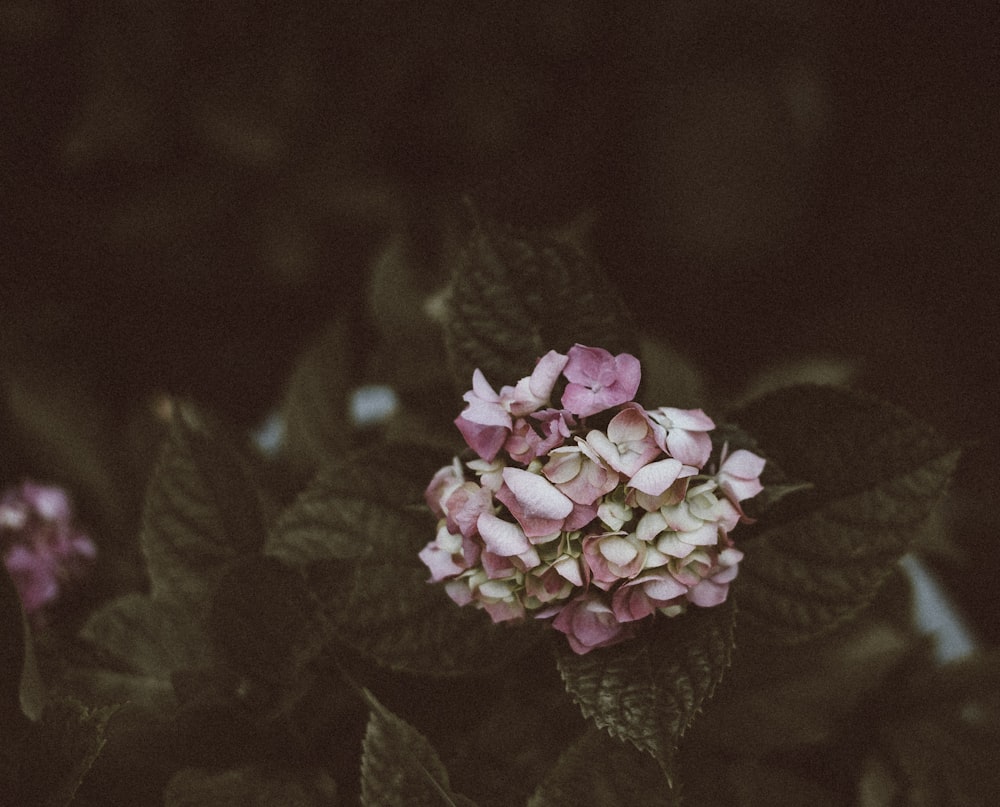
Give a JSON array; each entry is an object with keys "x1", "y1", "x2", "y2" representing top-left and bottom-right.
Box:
[
  {"x1": 551, "y1": 593, "x2": 635, "y2": 654},
  {"x1": 560, "y1": 345, "x2": 641, "y2": 418},
  {"x1": 1, "y1": 481, "x2": 96, "y2": 622}
]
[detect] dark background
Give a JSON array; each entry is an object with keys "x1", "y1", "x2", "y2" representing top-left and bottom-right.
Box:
[{"x1": 2, "y1": 2, "x2": 997, "y2": 636}]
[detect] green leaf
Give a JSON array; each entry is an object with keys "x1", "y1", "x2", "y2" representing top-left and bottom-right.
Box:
[
  {"x1": 141, "y1": 402, "x2": 268, "y2": 610},
  {"x1": 859, "y1": 650, "x2": 1000, "y2": 807},
  {"x1": 1, "y1": 564, "x2": 44, "y2": 728},
  {"x1": 80, "y1": 592, "x2": 211, "y2": 679},
  {"x1": 163, "y1": 765, "x2": 338, "y2": 807},
  {"x1": 443, "y1": 215, "x2": 637, "y2": 392},
  {"x1": 267, "y1": 445, "x2": 542, "y2": 675},
  {"x1": 207, "y1": 556, "x2": 326, "y2": 687},
  {"x1": 266, "y1": 443, "x2": 446, "y2": 566},
  {"x1": 528, "y1": 728, "x2": 679, "y2": 807},
  {"x1": 729, "y1": 385, "x2": 961, "y2": 644},
  {"x1": 360, "y1": 689, "x2": 476, "y2": 807},
  {"x1": 556, "y1": 598, "x2": 736, "y2": 782},
  {"x1": 16, "y1": 697, "x2": 119, "y2": 807},
  {"x1": 280, "y1": 318, "x2": 353, "y2": 479}
]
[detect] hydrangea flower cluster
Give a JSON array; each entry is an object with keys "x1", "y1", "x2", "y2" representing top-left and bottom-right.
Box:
[
  {"x1": 420, "y1": 345, "x2": 765, "y2": 654},
  {"x1": 1, "y1": 480, "x2": 96, "y2": 624}
]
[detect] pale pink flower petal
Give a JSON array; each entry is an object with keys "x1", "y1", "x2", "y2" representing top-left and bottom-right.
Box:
[
  {"x1": 477, "y1": 512, "x2": 532, "y2": 557},
  {"x1": 628, "y1": 458, "x2": 684, "y2": 496},
  {"x1": 717, "y1": 448, "x2": 766, "y2": 504}
]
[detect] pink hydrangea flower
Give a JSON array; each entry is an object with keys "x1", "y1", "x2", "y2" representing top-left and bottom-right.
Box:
[
  {"x1": 421, "y1": 345, "x2": 765, "y2": 654},
  {"x1": 561, "y1": 345, "x2": 641, "y2": 418},
  {"x1": 1, "y1": 481, "x2": 96, "y2": 623}
]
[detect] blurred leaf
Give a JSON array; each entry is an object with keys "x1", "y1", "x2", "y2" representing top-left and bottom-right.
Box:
[
  {"x1": 141, "y1": 402, "x2": 268, "y2": 610},
  {"x1": 683, "y1": 577, "x2": 917, "y2": 758},
  {"x1": 16, "y1": 697, "x2": 119, "y2": 807},
  {"x1": 80, "y1": 592, "x2": 211, "y2": 679},
  {"x1": 730, "y1": 385, "x2": 960, "y2": 644},
  {"x1": 443, "y1": 215, "x2": 637, "y2": 393},
  {"x1": 528, "y1": 728, "x2": 678, "y2": 807},
  {"x1": 680, "y1": 756, "x2": 844, "y2": 807},
  {"x1": 207, "y1": 556, "x2": 326, "y2": 689},
  {"x1": 280, "y1": 318, "x2": 352, "y2": 479},
  {"x1": 636, "y1": 338, "x2": 706, "y2": 410},
  {"x1": 3, "y1": 361, "x2": 130, "y2": 533},
  {"x1": 163, "y1": 765, "x2": 338, "y2": 807},
  {"x1": 1, "y1": 562, "x2": 44, "y2": 726},
  {"x1": 859, "y1": 651, "x2": 1000, "y2": 807},
  {"x1": 360, "y1": 689, "x2": 476, "y2": 807},
  {"x1": 268, "y1": 444, "x2": 543, "y2": 675},
  {"x1": 555, "y1": 599, "x2": 736, "y2": 783}
]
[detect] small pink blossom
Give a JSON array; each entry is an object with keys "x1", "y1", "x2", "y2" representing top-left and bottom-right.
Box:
[
  {"x1": 716, "y1": 447, "x2": 766, "y2": 507},
  {"x1": 647, "y1": 407, "x2": 715, "y2": 468},
  {"x1": 612, "y1": 571, "x2": 689, "y2": 622},
  {"x1": 455, "y1": 370, "x2": 513, "y2": 461},
  {"x1": 582, "y1": 532, "x2": 647, "y2": 590},
  {"x1": 1, "y1": 481, "x2": 96, "y2": 623},
  {"x1": 551, "y1": 593, "x2": 635, "y2": 654},
  {"x1": 560, "y1": 345, "x2": 641, "y2": 418},
  {"x1": 542, "y1": 442, "x2": 619, "y2": 506},
  {"x1": 686, "y1": 547, "x2": 743, "y2": 607},
  {"x1": 585, "y1": 404, "x2": 663, "y2": 477},
  {"x1": 505, "y1": 350, "x2": 568, "y2": 417}
]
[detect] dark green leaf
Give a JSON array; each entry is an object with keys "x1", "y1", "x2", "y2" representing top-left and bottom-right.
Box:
[
  {"x1": 443, "y1": 216, "x2": 637, "y2": 392},
  {"x1": 208, "y1": 557, "x2": 326, "y2": 687},
  {"x1": 1, "y1": 564, "x2": 44, "y2": 727},
  {"x1": 280, "y1": 318, "x2": 352, "y2": 479},
  {"x1": 267, "y1": 443, "x2": 449, "y2": 566},
  {"x1": 528, "y1": 728, "x2": 678, "y2": 807},
  {"x1": 859, "y1": 650, "x2": 1000, "y2": 807},
  {"x1": 267, "y1": 445, "x2": 542, "y2": 675},
  {"x1": 163, "y1": 765, "x2": 338, "y2": 807},
  {"x1": 730, "y1": 385, "x2": 960, "y2": 644},
  {"x1": 80, "y1": 593, "x2": 211, "y2": 678},
  {"x1": 141, "y1": 402, "x2": 268, "y2": 610},
  {"x1": 360, "y1": 689, "x2": 476, "y2": 807},
  {"x1": 16, "y1": 697, "x2": 118, "y2": 807},
  {"x1": 556, "y1": 598, "x2": 736, "y2": 781}
]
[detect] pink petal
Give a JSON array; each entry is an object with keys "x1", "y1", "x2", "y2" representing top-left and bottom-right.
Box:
[
  {"x1": 628, "y1": 458, "x2": 684, "y2": 495},
  {"x1": 501, "y1": 468, "x2": 573, "y2": 520},
  {"x1": 529, "y1": 350, "x2": 569, "y2": 400},
  {"x1": 477, "y1": 513, "x2": 531, "y2": 557}
]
